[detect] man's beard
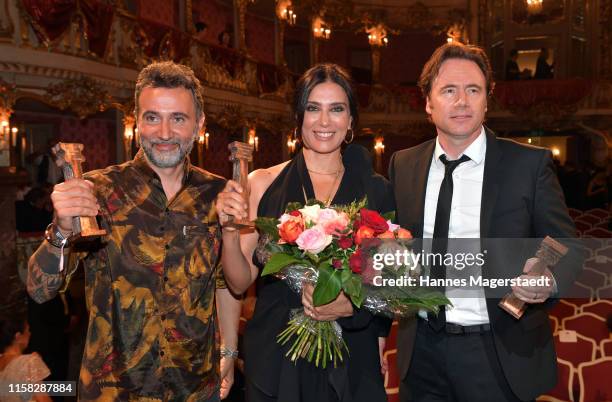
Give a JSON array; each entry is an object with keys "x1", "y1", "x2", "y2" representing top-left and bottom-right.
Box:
[{"x1": 140, "y1": 131, "x2": 196, "y2": 168}]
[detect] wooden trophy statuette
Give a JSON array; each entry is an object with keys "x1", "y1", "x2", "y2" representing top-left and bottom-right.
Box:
[
  {"x1": 227, "y1": 141, "x2": 254, "y2": 229},
  {"x1": 499, "y1": 236, "x2": 568, "y2": 319},
  {"x1": 52, "y1": 142, "x2": 106, "y2": 240}
]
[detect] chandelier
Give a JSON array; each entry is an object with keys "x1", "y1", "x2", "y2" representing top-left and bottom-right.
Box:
[
  {"x1": 526, "y1": 0, "x2": 543, "y2": 14},
  {"x1": 366, "y1": 24, "x2": 388, "y2": 47}
]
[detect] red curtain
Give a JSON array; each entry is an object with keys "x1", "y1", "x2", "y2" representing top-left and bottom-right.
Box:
[{"x1": 21, "y1": 0, "x2": 114, "y2": 57}]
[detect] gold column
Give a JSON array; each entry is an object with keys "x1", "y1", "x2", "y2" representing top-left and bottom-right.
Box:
[
  {"x1": 233, "y1": 0, "x2": 247, "y2": 51},
  {"x1": 371, "y1": 46, "x2": 381, "y2": 84}
]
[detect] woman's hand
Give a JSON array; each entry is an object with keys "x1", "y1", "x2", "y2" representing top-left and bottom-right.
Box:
[
  {"x1": 301, "y1": 283, "x2": 353, "y2": 321},
  {"x1": 215, "y1": 180, "x2": 248, "y2": 230}
]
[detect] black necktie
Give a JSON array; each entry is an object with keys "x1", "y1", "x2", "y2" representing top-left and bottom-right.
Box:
[{"x1": 428, "y1": 154, "x2": 471, "y2": 331}]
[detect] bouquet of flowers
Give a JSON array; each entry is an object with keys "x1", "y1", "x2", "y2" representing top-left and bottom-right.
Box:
[{"x1": 255, "y1": 198, "x2": 450, "y2": 368}]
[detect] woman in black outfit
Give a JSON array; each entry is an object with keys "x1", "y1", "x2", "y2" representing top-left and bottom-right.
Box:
[{"x1": 217, "y1": 64, "x2": 393, "y2": 402}]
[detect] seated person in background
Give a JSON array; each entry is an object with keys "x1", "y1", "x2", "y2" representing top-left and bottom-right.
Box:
[
  {"x1": 505, "y1": 49, "x2": 520, "y2": 80},
  {"x1": 0, "y1": 314, "x2": 52, "y2": 402},
  {"x1": 195, "y1": 21, "x2": 208, "y2": 42},
  {"x1": 534, "y1": 47, "x2": 554, "y2": 79}
]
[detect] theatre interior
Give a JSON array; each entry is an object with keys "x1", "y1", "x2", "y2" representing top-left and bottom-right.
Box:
[{"x1": 0, "y1": 0, "x2": 611, "y2": 400}]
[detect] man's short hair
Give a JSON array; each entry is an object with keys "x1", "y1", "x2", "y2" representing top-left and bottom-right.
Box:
[
  {"x1": 418, "y1": 42, "x2": 495, "y2": 98},
  {"x1": 134, "y1": 61, "x2": 204, "y2": 121}
]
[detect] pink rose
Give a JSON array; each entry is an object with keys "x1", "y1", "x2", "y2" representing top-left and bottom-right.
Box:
[
  {"x1": 296, "y1": 226, "x2": 333, "y2": 254},
  {"x1": 387, "y1": 220, "x2": 400, "y2": 232},
  {"x1": 318, "y1": 210, "x2": 350, "y2": 236}
]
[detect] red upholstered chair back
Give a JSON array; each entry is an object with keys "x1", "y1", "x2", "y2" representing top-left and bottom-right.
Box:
[
  {"x1": 554, "y1": 331, "x2": 597, "y2": 368},
  {"x1": 578, "y1": 358, "x2": 612, "y2": 402},
  {"x1": 550, "y1": 300, "x2": 578, "y2": 323},
  {"x1": 601, "y1": 339, "x2": 612, "y2": 357},
  {"x1": 580, "y1": 300, "x2": 612, "y2": 320},
  {"x1": 562, "y1": 313, "x2": 609, "y2": 345}
]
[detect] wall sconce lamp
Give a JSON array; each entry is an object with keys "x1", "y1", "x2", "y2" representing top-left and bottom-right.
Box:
[
  {"x1": 367, "y1": 24, "x2": 389, "y2": 47},
  {"x1": 313, "y1": 17, "x2": 331, "y2": 40},
  {"x1": 374, "y1": 137, "x2": 385, "y2": 154},
  {"x1": 277, "y1": 0, "x2": 297, "y2": 25},
  {"x1": 248, "y1": 128, "x2": 258, "y2": 152}
]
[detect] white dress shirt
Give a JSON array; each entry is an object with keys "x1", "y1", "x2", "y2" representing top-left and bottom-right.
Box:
[{"x1": 421, "y1": 127, "x2": 489, "y2": 325}]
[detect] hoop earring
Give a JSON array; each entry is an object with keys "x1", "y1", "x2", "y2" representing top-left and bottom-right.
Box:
[
  {"x1": 293, "y1": 127, "x2": 299, "y2": 139},
  {"x1": 344, "y1": 128, "x2": 354, "y2": 144}
]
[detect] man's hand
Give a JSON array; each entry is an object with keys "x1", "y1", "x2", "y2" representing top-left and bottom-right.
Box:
[
  {"x1": 378, "y1": 337, "x2": 388, "y2": 376},
  {"x1": 51, "y1": 178, "x2": 99, "y2": 233},
  {"x1": 215, "y1": 180, "x2": 247, "y2": 230},
  {"x1": 301, "y1": 283, "x2": 353, "y2": 321},
  {"x1": 511, "y1": 258, "x2": 556, "y2": 304},
  {"x1": 220, "y1": 356, "x2": 235, "y2": 399}
]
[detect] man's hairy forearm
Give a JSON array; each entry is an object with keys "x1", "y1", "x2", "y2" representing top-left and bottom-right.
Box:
[{"x1": 27, "y1": 241, "x2": 68, "y2": 304}]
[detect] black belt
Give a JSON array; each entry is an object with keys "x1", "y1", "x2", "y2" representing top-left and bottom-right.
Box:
[
  {"x1": 443, "y1": 322, "x2": 491, "y2": 335},
  {"x1": 420, "y1": 317, "x2": 491, "y2": 334}
]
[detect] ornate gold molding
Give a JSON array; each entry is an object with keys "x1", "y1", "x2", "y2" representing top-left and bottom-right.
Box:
[
  {"x1": 46, "y1": 76, "x2": 113, "y2": 119},
  {"x1": 0, "y1": 0, "x2": 15, "y2": 40},
  {"x1": 601, "y1": 0, "x2": 612, "y2": 78},
  {"x1": 0, "y1": 78, "x2": 17, "y2": 118}
]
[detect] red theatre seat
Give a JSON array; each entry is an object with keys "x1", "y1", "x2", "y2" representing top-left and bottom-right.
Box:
[
  {"x1": 562, "y1": 313, "x2": 609, "y2": 345},
  {"x1": 580, "y1": 300, "x2": 612, "y2": 320},
  {"x1": 554, "y1": 330, "x2": 597, "y2": 368},
  {"x1": 585, "y1": 209, "x2": 610, "y2": 220},
  {"x1": 384, "y1": 348, "x2": 399, "y2": 402},
  {"x1": 550, "y1": 300, "x2": 578, "y2": 323},
  {"x1": 578, "y1": 357, "x2": 612, "y2": 402},
  {"x1": 601, "y1": 339, "x2": 612, "y2": 357}
]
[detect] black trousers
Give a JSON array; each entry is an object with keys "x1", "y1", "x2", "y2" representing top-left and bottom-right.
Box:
[{"x1": 400, "y1": 320, "x2": 530, "y2": 402}]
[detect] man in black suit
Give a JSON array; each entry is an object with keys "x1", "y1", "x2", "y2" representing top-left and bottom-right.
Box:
[{"x1": 389, "y1": 43, "x2": 581, "y2": 402}]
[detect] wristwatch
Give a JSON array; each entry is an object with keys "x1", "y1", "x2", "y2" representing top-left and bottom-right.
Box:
[
  {"x1": 220, "y1": 346, "x2": 239, "y2": 359},
  {"x1": 44, "y1": 223, "x2": 72, "y2": 248}
]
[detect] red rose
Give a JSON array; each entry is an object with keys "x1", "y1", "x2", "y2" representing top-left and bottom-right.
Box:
[
  {"x1": 354, "y1": 225, "x2": 375, "y2": 245},
  {"x1": 358, "y1": 209, "x2": 388, "y2": 235},
  {"x1": 349, "y1": 249, "x2": 363, "y2": 273},
  {"x1": 396, "y1": 228, "x2": 413, "y2": 239},
  {"x1": 337, "y1": 236, "x2": 353, "y2": 249},
  {"x1": 332, "y1": 259, "x2": 343, "y2": 269},
  {"x1": 278, "y1": 216, "x2": 304, "y2": 244},
  {"x1": 289, "y1": 210, "x2": 301, "y2": 217}
]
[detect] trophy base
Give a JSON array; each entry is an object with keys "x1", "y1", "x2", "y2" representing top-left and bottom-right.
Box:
[
  {"x1": 499, "y1": 293, "x2": 526, "y2": 319},
  {"x1": 226, "y1": 218, "x2": 255, "y2": 229},
  {"x1": 80, "y1": 228, "x2": 107, "y2": 238}
]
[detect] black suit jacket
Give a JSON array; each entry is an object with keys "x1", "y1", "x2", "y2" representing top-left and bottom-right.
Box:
[{"x1": 389, "y1": 128, "x2": 583, "y2": 401}]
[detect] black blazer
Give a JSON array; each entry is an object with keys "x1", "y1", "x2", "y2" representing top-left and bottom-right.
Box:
[{"x1": 389, "y1": 128, "x2": 583, "y2": 401}]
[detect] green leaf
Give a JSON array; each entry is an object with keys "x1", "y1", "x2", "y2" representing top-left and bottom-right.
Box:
[
  {"x1": 285, "y1": 202, "x2": 303, "y2": 212},
  {"x1": 261, "y1": 253, "x2": 301, "y2": 276},
  {"x1": 313, "y1": 262, "x2": 342, "y2": 306},
  {"x1": 342, "y1": 274, "x2": 363, "y2": 307},
  {"x1": 349, "y1": 291, "x2": 365, "y2": 308},
  {"x1": 340, "y1": 268, "x2": 352, "y2": 285},
  {"x1": 254, "y1": 217, "x2": 280, "y2": 239},
  {"x1": 382, "y1": 211, "x2": 396, "y2": 222}
]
